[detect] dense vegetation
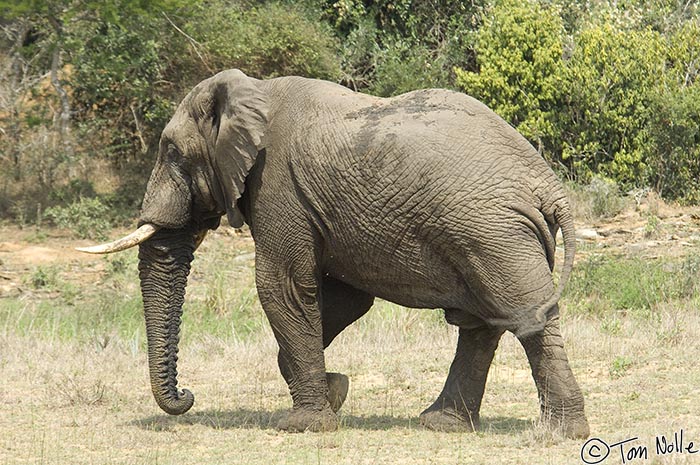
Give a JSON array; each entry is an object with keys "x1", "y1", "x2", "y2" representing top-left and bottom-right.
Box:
[{"x1": 1, "y1": 0, "x2": 699, "y2": 228}]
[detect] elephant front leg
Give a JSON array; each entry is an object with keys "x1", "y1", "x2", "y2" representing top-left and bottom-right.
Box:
[
  {"x1": 256, "y1": 259, "x2": 337, "y2": 432},
  {"x1": 278, "y1": 353, "x2": 349, "y2": 414},
  {"x1": 518, "y1": 311, "x2": 589, "y2": 439},
  {"x1": 420, "y1": 324, "x2": 504, "y2": 432},
  {"x1": 276, "y1": 277, "x2": 374, "y2": 414}
]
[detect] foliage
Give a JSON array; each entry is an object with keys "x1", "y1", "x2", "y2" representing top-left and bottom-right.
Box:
[
  {"x1": 26, "y1": 265, "x2": 60, "y2": 289},
  {"x1": 315, "y1": 0, "x2": 487, "y2": 95},
  {"x1": 455, "y1": 0, "x2": 700, "y2": 198},
  {"x1": 188, "y1": 1, "x2": 342, "y2": 80},
  {"x1": 553, "y1": 24, "x2": 665, "y2": 185},
  {"x1": 455, "y1": 0, "x2": 564, "y2": 149},
  {"x1": 45, "y1": 197, "x2": 113, "y2": 240},
  {"x1": 70, "y1": 19, "x2": 179, "y2": 161},
  {"x1": 368, "y1": 40, "x2": 449, "y2": 97},
  {"x1": 568, "y1": 176, "x2": 628, "y2": 220},
  {"x1": 645, "y1": 21, "x2": 700, "y2": 203},
  {"x1": 2, "y1": 0, "x2": 700, "y2": 221}
]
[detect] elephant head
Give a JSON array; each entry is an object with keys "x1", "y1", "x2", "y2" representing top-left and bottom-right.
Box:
[{"x1": 78, "y1": 70, "x2": 268, "y2": 414}]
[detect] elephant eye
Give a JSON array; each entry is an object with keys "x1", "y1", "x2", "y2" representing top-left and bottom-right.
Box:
[{"x1": 166, "y1": 143, "x2": 184, "y2": 164}]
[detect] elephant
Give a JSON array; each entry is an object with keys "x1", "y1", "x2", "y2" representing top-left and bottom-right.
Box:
[{"x1": 79, "y1": 69, "x2": 589, "y2": 439}]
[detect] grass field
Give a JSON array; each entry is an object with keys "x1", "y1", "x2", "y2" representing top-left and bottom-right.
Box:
[{"x1": 1, "y1": 202, "x2": 700, "y2": 464}]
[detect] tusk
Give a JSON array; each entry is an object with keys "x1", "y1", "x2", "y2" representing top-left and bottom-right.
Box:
[{"x1": 75, "y1": 223, "x2": 159, "y2": 254}]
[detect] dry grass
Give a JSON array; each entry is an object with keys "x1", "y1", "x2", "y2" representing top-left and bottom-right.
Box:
[
  {"x1": 2, "y1": 304, "x2": 700, "y2": 464},
  {"x1": 1, "y1": 224, "x2": 700, "y2": 464}
]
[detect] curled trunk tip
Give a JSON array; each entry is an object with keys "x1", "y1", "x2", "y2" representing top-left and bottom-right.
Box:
[{"x1": 154, "y1": 388, "x2": 194, "y2": 415}]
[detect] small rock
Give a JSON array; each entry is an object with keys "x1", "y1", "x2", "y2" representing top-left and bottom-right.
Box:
[{"x1": 576, "y1": 228, "x2": 600, "y2": 240}]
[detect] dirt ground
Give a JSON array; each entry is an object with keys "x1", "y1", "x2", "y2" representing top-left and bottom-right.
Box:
[{"x1": 1, "y1": 197, "x2": 700, "y2": 464}]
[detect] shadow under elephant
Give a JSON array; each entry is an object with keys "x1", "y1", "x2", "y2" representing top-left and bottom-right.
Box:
[{"x1": 132, "y1": 409, "x2": 533, "y2": 434}]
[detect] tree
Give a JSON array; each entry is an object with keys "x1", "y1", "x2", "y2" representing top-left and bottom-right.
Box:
[
  {"x1": 645, "y1": 20, "x2": 700, "y2": 203},
  {"x1": 553, "y1": 24, "x2": 665, "y2": 185},
  {"x1": 454, "y1": 0, "x2": 564, "y2": 152},
  {"x1": 186, "y1": 1, "x2": 342, "y2": 81}
]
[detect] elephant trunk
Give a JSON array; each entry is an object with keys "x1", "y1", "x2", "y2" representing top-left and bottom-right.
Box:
[{"x1": 138, "y1": 228, "x2": 196, "y2": 415}]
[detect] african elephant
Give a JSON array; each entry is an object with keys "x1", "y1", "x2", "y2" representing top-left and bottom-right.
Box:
[{"x1": 80, "y1": 69, "x2": 589, "y2": 439}]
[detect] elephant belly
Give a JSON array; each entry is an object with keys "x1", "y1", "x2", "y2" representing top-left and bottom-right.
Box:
[{"x1": 322, "y1": 239, "x2": 470, "y2": 310}]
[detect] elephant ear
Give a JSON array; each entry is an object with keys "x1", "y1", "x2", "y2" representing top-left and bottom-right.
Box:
[{"x1": 210, "y1": 69, "x2": 269, "y2": 228}]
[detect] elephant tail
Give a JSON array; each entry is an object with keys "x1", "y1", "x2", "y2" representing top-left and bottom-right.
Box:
[
  {"x1": 536, "y1": 198, "x2": 576, "y2": 329},
  {"x1": 511, "y1": 197, "x2": 576, "y2": 336}
]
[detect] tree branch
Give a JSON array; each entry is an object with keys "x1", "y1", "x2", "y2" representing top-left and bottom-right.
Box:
[{"x1": 161, "y1": 12, "x2": 214, "y2": 74}]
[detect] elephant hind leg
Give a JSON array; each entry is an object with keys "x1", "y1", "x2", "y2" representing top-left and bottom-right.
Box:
[
  {"x1": 322, "y1": 277, "x2": 374, "y2": 412},
  {"x1": 518, "y1": 310, "x2": 589, "y2": 439},
  {"x1": 461, "y1": 236, "x2": 588, "y2": 437},
  {"x1": 420, "y1": 321, "x2": 504, "y2": 432},
  {"x1": 278, "y1": 276, "x2": 374, "y2": 413}
]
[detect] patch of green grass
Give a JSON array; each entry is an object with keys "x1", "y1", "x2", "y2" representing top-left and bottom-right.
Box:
[
  {"x1": 25, "y1": 230, "x2": 48, "y2": 243},
  {"x1": 1, "y1": 249, "x2": 265, "y2": 345},
  {"x1": 563, "y1": 253, "x2": 700, "y2": 318},
  {"x1": 24, "y1": 266, "x2": 60, "y2": 289},
  {"x1": 600, "y1": 316, "x2": 622, "y2": 335},
  {"x1": 186, "y1": 280, "x2": 264, "y2": 341},
  {"x1": 0, "y1": 291, "x2": 143, "y2": 343},
  {"x1": 609, "y1": 355, "x2": 633, "y2": 379}
]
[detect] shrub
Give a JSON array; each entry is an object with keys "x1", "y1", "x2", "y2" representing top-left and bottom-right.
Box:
[
  {"x1": 45, "y1": 197, "x2": 113, "y2": 240},
  {"x1": 314, "y1": 0, "x2": 485, "y2": 94},
  {"x1": 189, "y1": 1, "x2": 342, "y2": 80},
  {"x1": 455, "y1": 0, "x2": 564, "y2": 151},
  {"x1": 573, "y1": 176, "x2": 627, "y2": 220},
  {"x1": 369, "y1": 41, "x2": 450, "y2": 97},
  {"x1": 553, "y1": 24, "x2": 665, "y2": 186},
  {"x1": 645, "y1": 21, "x2": 700, "y2": 203}
]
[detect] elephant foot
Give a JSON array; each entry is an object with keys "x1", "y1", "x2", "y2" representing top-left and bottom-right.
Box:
[
  {"x1": 419, "y1": 405, "x2": 478, "y2": 433},
  {"x1": 326, "y1": 372, "x2": 349, "y2": 413},
  {"x1": 277, "y1": 406, "x2": 338, "y2": 432},
  {"x1": 544, "y1": 414, "x2": 590, "y2": 439}
]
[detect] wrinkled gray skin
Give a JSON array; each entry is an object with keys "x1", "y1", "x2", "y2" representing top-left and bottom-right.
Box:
[{"x1": 137, "y1": 69, "x2": 589, "y2": 438}]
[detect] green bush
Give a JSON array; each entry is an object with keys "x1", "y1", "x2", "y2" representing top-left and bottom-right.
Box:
[
  {"x1": 189, "y1": 1, "x2": 342, "y2": 80},
  {"x1": 645, "y1": 22, "x2": 700, "y2": 203},
  {"x1": 569, "y1": 176, "x2": 627, "y2": 220},
  {"x1": 314, "y1": 0, "x2": 485, "y2": 94},
  {"x1": 455, "y1": 0, "x2": 564, "y2": 150},
  {"x1": 26, "y1": 266, "x2": 60, "y2": 290},
  {"x1": 45, "y1": 197, "x2": 113, "y2": 240},
  {"x1": 64, "y1": 2, "x2": 201, "y2": 168},
  {"x1": 553, "y1": 25, "x2": 665, "y2": 185},
  {"x1": 369, "y1": 40, "x2": 450, "y2": 97}
]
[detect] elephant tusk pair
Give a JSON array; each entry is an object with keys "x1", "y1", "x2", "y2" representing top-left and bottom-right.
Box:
[{"x1": 75, "y1": 223, "x2": 159, "y2": 254}]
